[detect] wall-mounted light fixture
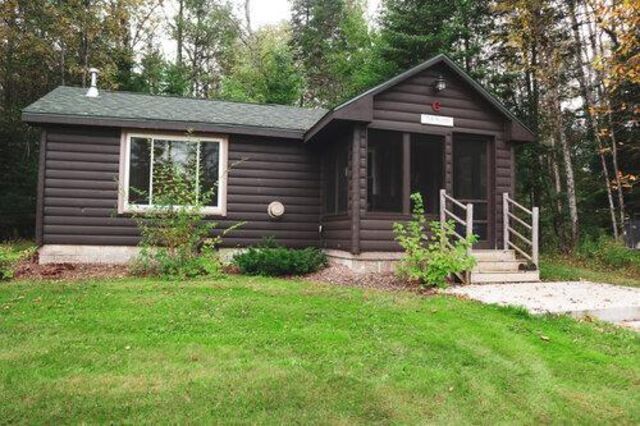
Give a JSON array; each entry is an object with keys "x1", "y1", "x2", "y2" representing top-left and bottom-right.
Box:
[{"x1": 433, "y1": 74, "x2": 446, "y2": 93}]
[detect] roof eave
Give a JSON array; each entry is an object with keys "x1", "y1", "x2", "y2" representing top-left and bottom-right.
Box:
[
  {"x1": 22, "y1": 112, "x2": 306, "y2": 140},
  {"x1": 304, "y1": 53, "x2": 536, "y2": 143}
]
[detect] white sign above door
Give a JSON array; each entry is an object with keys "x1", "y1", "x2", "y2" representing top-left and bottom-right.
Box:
[{"x1": 421, "y1": 114, "x2": 454, "y2": 127}]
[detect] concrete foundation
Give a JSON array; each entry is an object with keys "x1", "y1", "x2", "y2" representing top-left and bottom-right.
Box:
[
  {"x1": 38, "y1": 245, "x2": 403, "y2": 274},
  {"x1": 324, "y1": 249, "x2": 402, "y2": 273},
  {"x1": 39, "y1": 245, "x2": 141, "y2": 265}
]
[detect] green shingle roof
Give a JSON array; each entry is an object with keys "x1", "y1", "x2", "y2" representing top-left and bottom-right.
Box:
[{"x1": 23, "y1": 86, "x2": 327, "y2": 133}]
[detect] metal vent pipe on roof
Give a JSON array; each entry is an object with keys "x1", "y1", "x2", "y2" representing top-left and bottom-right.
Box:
[{"x1": 86, "y1": 68, "x2": 100, "y2": 97}]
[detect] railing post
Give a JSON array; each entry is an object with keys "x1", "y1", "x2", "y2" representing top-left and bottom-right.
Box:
[
  {"x1": 532, "y1": 206, "x2": 539, "y2": 267},
  {"x1": 503, "y1": 193, "x2": 509, "y2": 250},
  {"x1": 439, "y1": 189, "x2": 446, "y2": 228},
  {"x1": 466, "y1": 203, "x2": 474, "y2": 255}
]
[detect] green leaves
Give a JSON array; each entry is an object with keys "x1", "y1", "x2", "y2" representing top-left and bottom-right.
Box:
[
  {"x1": 0, "y1": 244, "x2": 36, "y2": 281},
  {"x1": 393, "y1": 193, "x2": 477, "y2": 288},
  {"x1": 232, "y1": 245, "x2": 328, "y2": 276},
  {"x1": 220, "y1": 25, "x2": 303, "y2": 105},
  {"x1": 131, "y1": 153, "x2": 241, "y2": 279},
  {"x1": 290, "y1": 0, "x2": 373, "y2": 106}
]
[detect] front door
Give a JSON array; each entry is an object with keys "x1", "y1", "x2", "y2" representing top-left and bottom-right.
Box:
[{"x1": 453, "y1": 135, "x2": 492, "y2": 248}]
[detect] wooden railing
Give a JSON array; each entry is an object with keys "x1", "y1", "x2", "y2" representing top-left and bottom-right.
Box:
[
  {"x1": 439, "y1": 189, "x2": 474, "y2": 255},
  {"x1": 503, "y1": 193, "x2": 539, "y2": 268}
]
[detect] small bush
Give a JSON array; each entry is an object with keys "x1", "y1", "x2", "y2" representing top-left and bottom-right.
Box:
[
  {"x1": 0, "y1": 243, "x2": 36, "y2": 281},
  {"x1": 232, "y1": 244, "x2": 327, "y2": 276},
  {"x1": 393, "y1": 193, "x2": 477, "y2": 288},
  {"x1": 576, "y1": 235, "x2": 640, "y2": 271},
  {"x1": 130, "y1": 156, "x2": 241, "y2": 279}
]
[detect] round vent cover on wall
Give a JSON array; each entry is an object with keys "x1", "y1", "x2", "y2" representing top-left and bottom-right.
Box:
[{"x1": 267, "y1": 201, "x2": 285, "y2": 219}]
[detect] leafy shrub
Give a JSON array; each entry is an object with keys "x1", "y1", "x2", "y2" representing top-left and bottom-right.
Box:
[
  {"x1": 232, "y1": 242, "x2": 327, "y2": 276},
  {"x1": 393, "y1": 193, "x2": 477, "y2": 288},
  {"x1": 576, "y1": 235, "x2": 640, "y2": 271},
  {"x1": 0, "y1": 243, "x2": 36, "y2": 281},
  {"x1": 130, "y1": 157, "x2": 241, "y2": 279}
]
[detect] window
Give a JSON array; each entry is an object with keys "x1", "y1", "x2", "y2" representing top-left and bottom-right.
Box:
[
  {"x1": 119, "y1": 132, "x2": 228, "y2": 215},
  {"x1": 324, "y1": 142, "x2": 349, "y2": 214},
  {"x1": 367, "y1": 129, "x2": 403, "y2": 212}
]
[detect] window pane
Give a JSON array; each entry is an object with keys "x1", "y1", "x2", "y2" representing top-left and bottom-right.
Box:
[
  {"x1": 367, "y1": 130, "x2": 403, "y2": 212},
  {"x1": 152, "y1": 139, "x2": 198, "y2": 205},
  {"x1": 128, "y1": 137, "x2": 151, "y2": 205},
  {"x1": 411, "y1": 134, "x2": 443, "y2": 214},
  {"x1": 200, "y1": 142, "x2": 220, "y2": 207}
]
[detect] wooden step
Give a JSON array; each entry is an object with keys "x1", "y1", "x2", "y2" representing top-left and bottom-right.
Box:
[
  {"x1": 471, "y1": 250, "x2": 516, "y2": 262},
  {"x1": 470, "y1": 270, "x2": 540, "y2": 284},
  {"x1": 472, "y1": 260, "x2": 524, "y2": 273}
]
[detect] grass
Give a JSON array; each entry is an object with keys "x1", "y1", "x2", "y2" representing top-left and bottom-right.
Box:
[
  {"x1": 541, "y1": 254, "x2": 640, "y2": 287},
  {"x1": 0, "y1": 239, "x2": 36, "y2": 253},
  {"x1": 0, "y1": 275, "x2": 638, "y2": 424}
]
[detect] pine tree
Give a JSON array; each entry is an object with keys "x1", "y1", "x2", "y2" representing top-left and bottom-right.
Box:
[
  {"x1": 290, "y1": 0, "x2": 372, "y2": 106},
  {"x1": 377, "y1": 0, "x2": 492, "y2": 79},
  {"x1": 174, "y1": 0, "x2": 240, "y2": 97}
]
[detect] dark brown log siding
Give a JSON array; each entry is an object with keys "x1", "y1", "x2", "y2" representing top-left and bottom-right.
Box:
[
  {"x1": 320, "y1": 128, "x2": 353, "y2": 251},
  {"x1": 42, "y1": 126, "x2": 322, "y2": 248},
  {"x1": 359, "y1": 63, "x2": 514, "y2": 251}
]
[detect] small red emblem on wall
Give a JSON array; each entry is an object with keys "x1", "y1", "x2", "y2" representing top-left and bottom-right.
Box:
[{"x1": 431, "y1": 101, "x2": 442, "y2": 112}]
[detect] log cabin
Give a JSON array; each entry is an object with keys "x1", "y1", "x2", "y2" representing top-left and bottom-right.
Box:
[{"x1": 23, "y1": 54, "x2": 540, "y2": 282}]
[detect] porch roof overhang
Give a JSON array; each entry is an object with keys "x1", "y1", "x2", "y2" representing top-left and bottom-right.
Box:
[{"x1": 304, "y1": 54, "x2": 535, "y2": 144}]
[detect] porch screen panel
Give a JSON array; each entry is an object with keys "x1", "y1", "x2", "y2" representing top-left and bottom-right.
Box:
[
  {"x1": 367, "y1": 129, "x2": 403, "y2": 213},
  {"x1": 410, "y1": 134, "x2": 443, "y2": 214},
  {"x1": 324, "y1": 153, "x2": 336, "y2": 213},
  {"x1": 324, "y1": 142, "x2": 348, "y2": 215}
]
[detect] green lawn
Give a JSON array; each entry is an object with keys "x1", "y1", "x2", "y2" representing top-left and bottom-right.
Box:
[
  {"x1": 1, "y1": 276, "x2": 639, "y2": 424},
  {"x1": 541, "y1": 255, "x2": 640, "y2": 287}
]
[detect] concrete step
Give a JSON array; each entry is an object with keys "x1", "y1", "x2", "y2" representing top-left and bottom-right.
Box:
[
  {"x1": 470, "y1": 270, "x2": 540, "y2": 284},
  {"x1": 472, "y1": 260, "x2": 524, "y2": 273},
  {"x1": 471, "y1": 250, "x2": 516, "y2": 262}
]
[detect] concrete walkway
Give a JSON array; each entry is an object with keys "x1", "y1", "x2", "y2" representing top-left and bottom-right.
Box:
[{"x1": 446, "y1": 281, "x2": 640, "y2": 331}]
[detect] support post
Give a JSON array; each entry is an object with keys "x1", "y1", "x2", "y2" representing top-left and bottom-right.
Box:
[
  {"x1": 36, "y1": 130, "x2": 47, "y2": 247},
  {"x1": 444, "y1": 133, "x2": 453, "y2": 194},
  {"x1": 503, "y1": 192, "x2": 509, "y2": 251},
  {"x1": 351, "y1": 125, "x2": 362, "y2": 255},
  {"x1": 532, "y1": 206, "x2": 539, "y2": 267},
  {"x1": 402, "y1": 133, "x2": 411, "y2": 215},
  {"x1": 439, "y1": 189, "x2": 446, "y2": 227},
  {"x1": 465, "y1": 203, "x2": 474, "y2": 255}
]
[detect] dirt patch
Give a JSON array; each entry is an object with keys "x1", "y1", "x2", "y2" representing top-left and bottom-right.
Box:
[
  {"x1": 301, "y1": 264, "x2": 435, "y2": 295},
  {"x1": 14, "y1": 258, "x2": 130, "y2": 281},
  {"x1": 12, "y1": 257, "x2": 436, "y2": 295}
]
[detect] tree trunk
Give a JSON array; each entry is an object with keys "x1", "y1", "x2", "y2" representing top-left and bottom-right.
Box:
[
  {"x1": 559, "y1": 124, "x2": 579, "y2": 244},
  {"x1": 176, "y1": 0, "x2": 184, "y2": 66},
  {"x1": 550, "y1": 149, "x2": 567, "y2": 249},
  {"x1": 245, "y1": 0, "x2": 252, "y2": 36},
  {"x1": 595, "y1": 15, "x2": 626, "y2": 238},
  {"x1": 571, "y1": 0, "x2": 620, "y2": 238}
]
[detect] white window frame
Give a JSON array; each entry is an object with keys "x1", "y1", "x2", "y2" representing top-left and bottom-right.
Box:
[{"x1": 118, "y1": 131, "x2": 228, "y2": 216}]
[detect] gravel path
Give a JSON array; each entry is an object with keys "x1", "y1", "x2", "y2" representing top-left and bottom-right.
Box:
[{"x1": 446, "y1": 281, "x2": 640, "y2": 330}]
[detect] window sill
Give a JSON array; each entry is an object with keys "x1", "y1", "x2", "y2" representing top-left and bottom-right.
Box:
[{"x1": 119, "y1": 204, "x2": 227, "y2": 217}]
